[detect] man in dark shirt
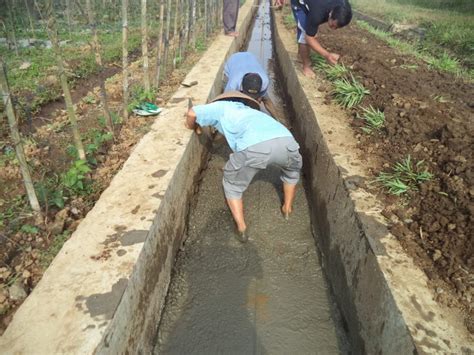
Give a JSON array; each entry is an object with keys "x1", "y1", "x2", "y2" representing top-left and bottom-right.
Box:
[{"x1": 291, "y1": 0, "x2": 352, "y2": 77}]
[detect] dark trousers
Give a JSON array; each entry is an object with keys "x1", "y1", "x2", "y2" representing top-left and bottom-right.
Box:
[{"x1": 223, "y1": 0, "x2": 239, "y2": 33}]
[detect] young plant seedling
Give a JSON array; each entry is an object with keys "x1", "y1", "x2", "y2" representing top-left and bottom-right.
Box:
[
  {"x1": 324, "y1": 63, "x2": 350, "y2": 81},
  {"x1": 310, "y1": 53, "x2": 329, "y2": 71},
  {"x1": 426, "y1": 52, "x2": 460, "y2": 74},
  {"x1": 360, "y1": 105, "x2": 385, "y2": 133},
  {"x1": 332, "y1": 74, "x2": 370, "y2": 108},
  {"x1": 375, "y1": 155, "x2": 433, "y2": 195}
]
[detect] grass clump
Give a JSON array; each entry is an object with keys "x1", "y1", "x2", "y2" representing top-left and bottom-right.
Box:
[
  {"x1": 310, "y1": 53, "x2": 328, "y2": 70},
  {"x1": 332, "y1": 74, "x2": 370, "y2": 108},
  {"x1": 426, "y1": 52, "x2": 460, "y2": 73},
  {"x1": 359, "y1": 106, "x2": 385, "y2": 133},
  {"x1": 375, "y1": 155, "x2": 433, "y2": 195},
  {"x1": 325, "y1": 63, "x2": 350, "y2": 81}
]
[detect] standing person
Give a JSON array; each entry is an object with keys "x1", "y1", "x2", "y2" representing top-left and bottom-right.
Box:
[
  {"x1": 223, "y1": 52, "x2": 278, "y2": 119},
  {"x1": 291, "y1": 0, "x2": 352, "y2": 77},
  {"x1": 223, "y1": 0, "x2": 240, "y2": 37},
  {"x1": 185, "y1": 92, "x2": 303, "y2": 243}
]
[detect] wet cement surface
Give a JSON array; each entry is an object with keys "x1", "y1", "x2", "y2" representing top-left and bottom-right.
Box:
[{"x1": 154, "y1": 1, "x2": 348, "y2": 353}]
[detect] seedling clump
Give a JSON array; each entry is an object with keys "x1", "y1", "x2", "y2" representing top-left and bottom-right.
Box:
[
  {"x1": 332, "y1": 74, "x2": 370, "y2": 108},
  {"x1": 325, "y1": 63, "x2": 350, "y2": 81},
  {"x1": 359, "y1": 105, "x2": 385, "y2": 133},
  {"x1": 376, "y1": 155, "x2": 433, "y2": 195}
]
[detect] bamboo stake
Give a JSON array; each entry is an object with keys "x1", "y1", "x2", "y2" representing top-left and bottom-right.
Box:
[
  {"x1": 24, "y1": 0, "x2": 37, "y2": 41},
  {"x1": 141, "y1": 0, "x2": 150, "y2": 91},
  {"x1": 184, "y1": 0, "x2": 190, "y2": 47},
  {"x1": 85, "y1": 0, "x2": 114, "y2": 136},
  {"x1": 162, "y1": 0, "x2": 172, "y2": 78},
  {"x1": 122, "y1": 0, "x2": 129, "y2": 121},
  {"x1": 177, "y1": 0, "x2": 184, "y2": 62},
  {"x1": 190, "y1": 0, "x2": 196, "y2": 48},
  {"x1": 172, "y1": 0, "x2": 179, "y2": 68},
  {"x1": 0, "y1": 60, "x2": 41, "y2": 213},
  {"x1": 65, "y1": 0, "x2": 73, "y2": 39},
  {"x1": 6, "y1": 0, "x2": 19, "y2": 56},
  {"x1": 35, "y1": 0, "x2": 86, "y2": 160},
  {"x1": 154, "y1": 0, "x2": 165, "y2": 88},
  {"x1": 204, "y1": 0, "x2": 208, "y2": 37}
]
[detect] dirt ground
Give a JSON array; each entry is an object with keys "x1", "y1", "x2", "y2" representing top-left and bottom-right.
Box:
[
  {"x1": 315, "y1": 23, "x2": 473, "y2": 331},
  {"x1": 0, "y1": 45, "x2": 205, "y2": 334}
]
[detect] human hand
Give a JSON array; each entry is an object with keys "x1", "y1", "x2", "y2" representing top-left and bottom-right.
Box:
[{"x1": 325, "y1": 52, "x2": 340, "y2": 65}]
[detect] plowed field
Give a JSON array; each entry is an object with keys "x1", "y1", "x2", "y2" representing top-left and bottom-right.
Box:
[{"x1": 317, "y1": 22, "x2": 473, "y2": 332}]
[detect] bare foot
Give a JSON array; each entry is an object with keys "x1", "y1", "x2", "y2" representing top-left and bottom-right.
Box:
[
  {"x1": 225, "y1": 31, "x2": 239, "y2": 37},
  {"x1": 281, "y1": 206, "x2": 292, "y2": 221},
  {"x1": 302, "y1": 66, "x2": 316, "y2": 78}
]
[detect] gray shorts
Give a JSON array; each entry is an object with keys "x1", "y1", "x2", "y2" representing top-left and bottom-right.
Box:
[{"x1": 223, "y1": 136, "x2": 303, "y2": 199}]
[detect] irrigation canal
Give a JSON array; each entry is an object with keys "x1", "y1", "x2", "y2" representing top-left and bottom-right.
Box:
[{"x1": 154, "y1": 1, "x2": 349, "y2": 353}]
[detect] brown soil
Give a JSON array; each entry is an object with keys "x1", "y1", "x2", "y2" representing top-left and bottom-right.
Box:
[
  {"x1": 316, "y1": 23, "x2": 474, "y2": 331},
  {"x1": 0, "y1": 42, "x2": 206, "y2": 334}
]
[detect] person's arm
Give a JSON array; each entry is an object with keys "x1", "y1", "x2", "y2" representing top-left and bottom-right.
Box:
[
  {"x1": 185, "y1": 108, "x2": 202, "y2": 134},
  {"x1": 304, "y1": 34, "x2": 340, "y2": 65},
  {"x1": 305, "y1": 6, "x2": 340, "y2": 65},
  {"x1": 261, "y1": 96, "x2": 279, "y2": 120}
]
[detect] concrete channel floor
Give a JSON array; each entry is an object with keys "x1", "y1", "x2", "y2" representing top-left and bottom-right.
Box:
[{"x1": 155, "y1": 1, "x2": 348, "y2": 353}]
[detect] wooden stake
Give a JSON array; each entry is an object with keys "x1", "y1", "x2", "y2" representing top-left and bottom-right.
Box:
[
  {"x1": 0, "y1": 60, "x2": 41, "y2": 213},
  {"x1": 122, "y1": 0, "x2": 129, "y2": 121},
  {"x1": 85, "y1": 0, "x2": 115, "y2": 136}
]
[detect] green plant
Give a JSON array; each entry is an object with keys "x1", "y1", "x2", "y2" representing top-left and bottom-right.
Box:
[
  {"x1": 375, "y1": 155, "x2": 433, "y2": 195},
  {"x1": 85, "y1": 130, "x2": 113, "y2": 165},
  {"x1": 68, "y1": 129, "x2": 113, "y2": 164},
  {"x1": 174, "y1": 56, "x2": 183, "y2": 65},
  {"x1": 0, "y1": 146, "x2": 17, "y2": 167},
  {"x1": 195, "y1": 37, "x2": 207, "y2": 52},
  {"x1": 82, "y1": 94, "x2": 97, "y2": 104},
  {"x1": 376, "y1": 175, "x2": 410, "y2": 195},
  {"x1": 62, "y1": 160, "x2": 91, "y2": 194},
  {"x1": 332, "y1": 74, "x2": 370, "y2": 108},
  {"x1": 324, "y1": 63, "x2": 350, "y2": 81},
  {"x1": 359, "y1": 105, "x2": 385, "y2": 133},
  {"x1": 98, "y1": 112, "x2": 122, "y2": 128},
  {"x1": 432, "y1": 94, "x2": 449, "y2": 103},
  {"x1": 20, "y1": 224, "x2": 39, "y2": 234},
  {"x1": 310, "y1": 53, "x2": 328, "y2": 70},
  {"x1": 426, "y1": 52, "x2": 461, "y2": 74},
  {"x1": 35, "y1": 177, "x2": 66, "y2": 209}
]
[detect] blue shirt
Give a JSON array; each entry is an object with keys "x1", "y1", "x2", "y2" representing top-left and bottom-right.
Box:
[
  {"x1": 224, "y1": 52, "x2": 269, "y2": 97},
  {"x1": 193, "y1": 101, "x2": 292, "y2": 152}
]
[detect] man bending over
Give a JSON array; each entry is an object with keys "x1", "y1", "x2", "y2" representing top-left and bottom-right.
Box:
[
  {"x1": 185, "y1": 92, "x2": 303, "y2": 243},
  {"x1": 224, "y1": 52, "x2": 279, "y2": 119},
  {"x1": 291, "y1": 0, "x2": 352, "y2": 77}
]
